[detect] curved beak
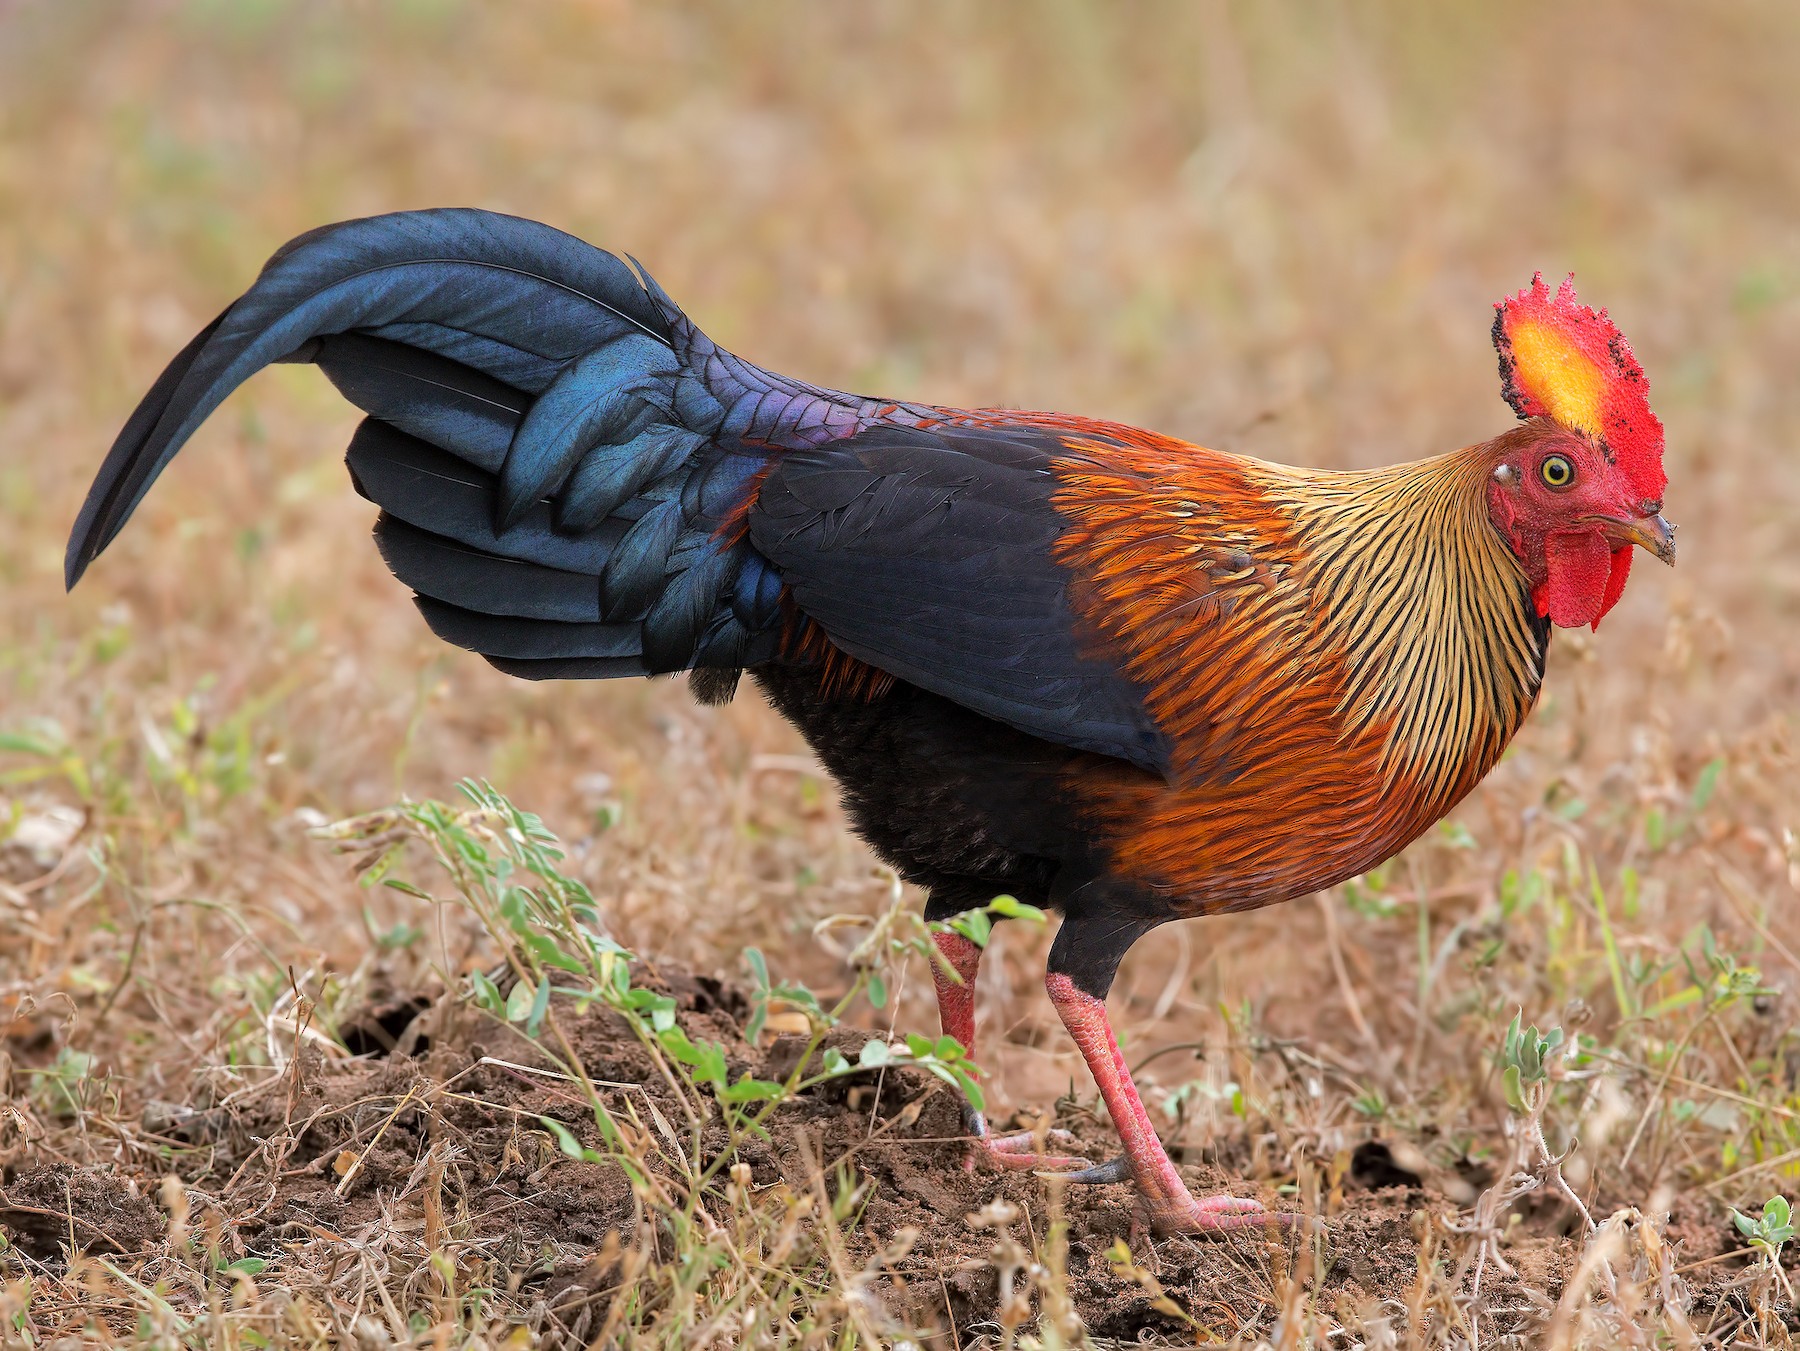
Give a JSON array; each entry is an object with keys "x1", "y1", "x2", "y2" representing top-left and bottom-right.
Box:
[{"x1": 1598, "y1": 513, "x2": 1677, "y2": 566}]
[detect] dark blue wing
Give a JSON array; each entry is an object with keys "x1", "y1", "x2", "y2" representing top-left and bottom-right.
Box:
[{"x1": 751, "y1": 423, "x2": 1171, "y2": 775}]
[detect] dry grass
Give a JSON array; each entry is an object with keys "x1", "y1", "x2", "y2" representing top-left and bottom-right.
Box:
[{"x1": 1, "y1": 1, "x2": 1799, "y2": 1345}]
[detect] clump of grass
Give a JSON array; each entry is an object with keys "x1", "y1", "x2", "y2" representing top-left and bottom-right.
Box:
[{"x1": 311, "y1": 780, "x2": 1042, "y2": 1346}]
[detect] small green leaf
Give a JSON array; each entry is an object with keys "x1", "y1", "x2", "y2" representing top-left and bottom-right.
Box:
[
  {"x1": 541, "y1": 1116, "x2": 597, "y2": 1163},
  {"x1": 857, "y1": 1040, "x2": 891, "y2": 1069},
  {"x1": 867, "y1": 973, "x2": 887, "y2": 1009},
  {"x1": 0, "y1": 731, "x2": 60, "y2": 756},
  {"x1": 693, "y1": 1040, "x2": 729, "y2": 1090},
  {"x1": 987, "y1": 895, "x2": 1047, "y2": 923},
  {"x1": 1691, "y1": 757, "x2": 1725, "y2": 813},
  {"x1": 524, "y1": 971, "x2": 551, "y2": 1036},
  {"x1": 745, "y1": 948, "x2": 770, "y2": 990},
  {"x1": 951, "y1": 911, "x2": 993, "y2": 948},
  {"x1": 920, "y1": 1063, "x2": 958, "y2": 1091},
  {"x1": 957, "y1": 1071, "x2": 985, "y2": 1114},
  {"x1": 470, "y1": 970, "x2": 503, "y2": 1015},
  {"x1": 1438, "y1": 821, "x2": 1477, "y2": 850},
  {"x1": 584, "y1": 1100, "x2": 623, "y2": 1151},
  {"x1": 522, "y1": 930, "x2": 584, "y2": 974},
  {"x1": 505, "y1": 977, "x2": 536, "y2": 1024},
  {"x1": 658, "y1": 1026, "x2": 701, "y2": 1065}
]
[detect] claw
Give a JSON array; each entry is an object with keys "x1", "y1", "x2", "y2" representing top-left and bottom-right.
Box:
[{"x1": 1044, "y1": 1155, "x2": 1132, "y2": 1186}]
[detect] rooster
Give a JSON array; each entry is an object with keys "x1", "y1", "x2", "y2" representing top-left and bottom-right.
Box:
[{"x1": 67, "y1": 211, "x2": 1673, "y2": 1234}]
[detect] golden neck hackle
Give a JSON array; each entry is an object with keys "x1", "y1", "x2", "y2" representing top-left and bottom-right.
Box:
[{"x1": 1265, "y1": 444, "x2": 1547, "y2": 809}]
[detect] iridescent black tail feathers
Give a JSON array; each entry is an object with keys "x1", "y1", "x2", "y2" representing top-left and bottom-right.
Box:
[{"x1": 67, "y1": 209, "x2": 808, "y2": 681}]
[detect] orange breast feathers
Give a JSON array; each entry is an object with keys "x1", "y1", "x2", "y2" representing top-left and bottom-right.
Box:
[{"x1": 1043, "y1": 424, "x2": 1518, "y2": 914}]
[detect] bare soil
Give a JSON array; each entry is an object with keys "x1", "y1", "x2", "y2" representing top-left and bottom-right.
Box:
[{"x1": 4, "y1": 960, "x2": 1756, "y2": 1345}]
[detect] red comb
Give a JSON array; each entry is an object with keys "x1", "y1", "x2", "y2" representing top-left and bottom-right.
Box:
[{"x1": 1492, "y1": 273, "x2": 1665, "y2": 506}]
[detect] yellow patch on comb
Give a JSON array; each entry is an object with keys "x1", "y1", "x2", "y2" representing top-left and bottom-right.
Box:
[
  {"x1": 1494, "y1": 272, "x2": 1667, "y2": 503},
  {"x1": 1506, "y1": 319, "x2": 1603, "y2": 437}
]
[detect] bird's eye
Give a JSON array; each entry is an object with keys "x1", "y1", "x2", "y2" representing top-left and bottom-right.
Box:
[{"x1": 1539, "y1": 454, "x2": 1575, "y2": 490}]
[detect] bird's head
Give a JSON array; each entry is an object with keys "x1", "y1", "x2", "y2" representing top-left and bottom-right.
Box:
[{"x1": 1484, "y1": 273, "x2": 1672, "y2": 631}]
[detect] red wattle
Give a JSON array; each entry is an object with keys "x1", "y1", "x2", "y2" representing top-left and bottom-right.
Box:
[
  {"x1": 1592, "y1": 546, "x2": 1633, "y2": 631},
  {"x1": 1533, "y1": 531, "x2": 1616, "y2": 629}
]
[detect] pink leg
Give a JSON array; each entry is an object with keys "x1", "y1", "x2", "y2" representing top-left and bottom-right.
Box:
[
  {"x1": 931, "y1": 930, "x2": 1087, "y2": 1171},
  {"x1": 931, "y1": 929, "x2": 982, "y2": 1055},
  {"x1": 1046, "y1": 971, "x2": 1288, "y2": 1235}
]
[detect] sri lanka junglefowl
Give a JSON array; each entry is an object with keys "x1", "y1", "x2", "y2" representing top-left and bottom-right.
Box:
[{"x1": 67, "y1": 211, "x2": 1673, "y2": 1233}]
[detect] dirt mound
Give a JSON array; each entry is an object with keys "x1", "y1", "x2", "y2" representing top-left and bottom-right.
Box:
[
  {"x1": 0, "y1": 960, "x2": 1636, "y2": 1343},
  {"x1": 0, "y1": 1164, "x2": 163, "y2": 1258}
]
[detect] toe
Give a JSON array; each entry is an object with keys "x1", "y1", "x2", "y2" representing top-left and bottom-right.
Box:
[
  {"x1": 986, "y1": 1127, "x2": 1080, "y2": 1154},
  {"x1": 971, "y1": 1128, "x2": 1094, "y2": 1174},
  {"x1": 1144, "y1": 1193, "x2": 1303, "y2": 1236},
  {"x1": 983, "y1": 1148, "x2": 1089, "y2": 1172},
  {"x1": 1192, "y1": 1195, "x2": 1268, "y2": 1215}
]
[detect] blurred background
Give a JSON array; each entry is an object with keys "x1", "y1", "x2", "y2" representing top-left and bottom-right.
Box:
[{"x1": 1, "y1": 0, "x2": 1796, "y2": 1190}]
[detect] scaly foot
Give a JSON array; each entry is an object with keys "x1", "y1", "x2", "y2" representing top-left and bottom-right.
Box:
[{"x1": 1043, "y1": 971, "x2": 1304, "y2": 1236}]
